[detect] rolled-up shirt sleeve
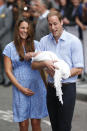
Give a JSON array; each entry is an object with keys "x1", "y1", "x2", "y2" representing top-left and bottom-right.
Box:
[{"x1": 71, "y1": 38, "x2": 84, "y2": 68}]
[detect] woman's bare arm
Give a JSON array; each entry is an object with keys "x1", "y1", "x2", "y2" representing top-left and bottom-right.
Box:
[{"x1": 4, "y1": 56, "x2": 34, "y2": 96}]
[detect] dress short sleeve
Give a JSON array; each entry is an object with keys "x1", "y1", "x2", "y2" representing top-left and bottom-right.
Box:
[{"x1": 3, "y1": 42, "x2": 12, "y2": 58}]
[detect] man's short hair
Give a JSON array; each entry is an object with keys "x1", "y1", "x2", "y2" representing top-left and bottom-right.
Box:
[
  {"x1": 30, "y1": 0, "x2": 47, "y2": 7},
  {"x1": 36, "y1": 0, "x2": 47, "y2": 5},
  {"x1": 47, "y1": 10, "x2": 63, "y2": 22}
]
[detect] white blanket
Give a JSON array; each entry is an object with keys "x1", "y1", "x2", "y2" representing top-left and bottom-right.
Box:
[{"x1": 32, "y1": 51, "x2": 70, "y2": 104}]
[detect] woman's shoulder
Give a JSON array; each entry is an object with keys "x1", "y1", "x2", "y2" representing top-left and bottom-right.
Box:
[
  {"x1": 3, "y1": 41, "x2": 15, "y2": 58},
  {"x1": 3, "y1": 41, "x2": 16, "y2": 57},
  {"x1": 34, "y1": 40, "x2": 40, "y2": 45},
  {"x1": 34, "y1": 40, "x2": 40, "y2": 49},
  {"x1": 5, "y1": 41, "x2": 15, "y2": 48},
  {"x1": 4, "y1": 41, "x2": 16, "y2": 52}
]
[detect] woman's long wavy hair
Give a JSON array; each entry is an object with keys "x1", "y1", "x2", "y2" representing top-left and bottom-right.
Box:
[{"x1": 14, "y1": 16, "x2": 35, "y2": 61}]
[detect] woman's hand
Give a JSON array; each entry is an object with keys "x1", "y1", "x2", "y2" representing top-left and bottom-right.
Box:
[
  {"x1": 24, "y1": 52, "x2": 41, "y2": 61},
  {"x1": 24, "y1": 52, "x2": 35, "y2": 60},
  {"x1": 20, "y1": 87, "x2": 35, "y2": 96}
]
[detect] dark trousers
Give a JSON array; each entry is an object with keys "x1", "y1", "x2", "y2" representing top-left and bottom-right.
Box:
[{"x1": 47, "y1": 83, "x2": 76, "y2": 131}]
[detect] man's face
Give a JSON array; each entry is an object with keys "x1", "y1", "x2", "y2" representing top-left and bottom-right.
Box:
[
  {"x1": 48, "y1": 15, "x2": 63, "y2": 40},
  {"x1": 60, "y1": 0, "x2": 67, "y2": 6},
  {"x1": 71, "y1": 0, "x2": 80, "y2": 7},
  {"x1": 30, "y1": 1, "x2": 42, "y2": 15}
]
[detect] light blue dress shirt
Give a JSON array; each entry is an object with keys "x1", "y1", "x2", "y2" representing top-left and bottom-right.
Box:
[{"x1": 37, "y1": 30, "x2": 84, "y2": 83}]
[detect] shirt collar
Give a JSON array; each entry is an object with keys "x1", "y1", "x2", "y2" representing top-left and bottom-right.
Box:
[{"x1": 39, "y1": 10, "x2": 50, "y2": 20}]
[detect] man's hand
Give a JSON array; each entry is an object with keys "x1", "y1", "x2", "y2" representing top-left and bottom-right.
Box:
[{"x1": 44, "y1": 60, "x2": 58, "y2": 77}]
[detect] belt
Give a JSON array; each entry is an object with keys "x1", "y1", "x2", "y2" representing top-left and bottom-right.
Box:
[{"x1": 48, "y1": 82, "x2": 74, "y2": 88}]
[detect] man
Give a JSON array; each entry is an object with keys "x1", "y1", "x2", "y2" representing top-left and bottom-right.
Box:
[
  {"x1": 30, "y1": 0, "x2": 50, "y2": 41},
  {"x1": 26, "y1": 10, "x2": 84, "y2": 131},
  {"x1": 0, "y1": 0, "x2": 13, "y2": 86}
]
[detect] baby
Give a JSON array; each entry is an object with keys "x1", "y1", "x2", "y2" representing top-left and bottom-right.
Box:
[{"x1": 32, "y1": 51, "x2": 70, "y2": 104}]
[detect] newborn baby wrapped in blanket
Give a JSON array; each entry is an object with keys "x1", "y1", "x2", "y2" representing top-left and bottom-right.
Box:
[{"x1": 32, "y1": 51, "x2": 70, "y2": 104}]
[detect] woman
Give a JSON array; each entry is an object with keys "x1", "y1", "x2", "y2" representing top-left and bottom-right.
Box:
[{"x1": 3, "y1": 16, "x2": 48, "y2": 131}]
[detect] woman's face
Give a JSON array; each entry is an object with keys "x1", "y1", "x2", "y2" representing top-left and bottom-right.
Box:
[{"x1": 19, "y1": 21, "x2": 29, "y2": 40}]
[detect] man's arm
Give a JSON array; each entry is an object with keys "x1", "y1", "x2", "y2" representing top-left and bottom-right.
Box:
[
  {"x1": 32, "y1": 60, "x2": 56, "y2": 71},
  {"x1": 31, "y1": 61, "x2": 56, "y2": 77},
  {"x1": 31, "y1": 61, "x2": 46, "y2": 70},
  {"x1": 70, "y1": 36, "x2": 84, "y2": 77}
]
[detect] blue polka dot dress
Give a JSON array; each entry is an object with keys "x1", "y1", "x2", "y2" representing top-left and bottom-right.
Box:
[{"x1": 3, "y1": 41, "x2": 48, "y2": 122}]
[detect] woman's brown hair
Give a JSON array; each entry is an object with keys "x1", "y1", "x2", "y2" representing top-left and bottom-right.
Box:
[{"x1": 14, "y1": 16, "x2": 34, "y2": 61}]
